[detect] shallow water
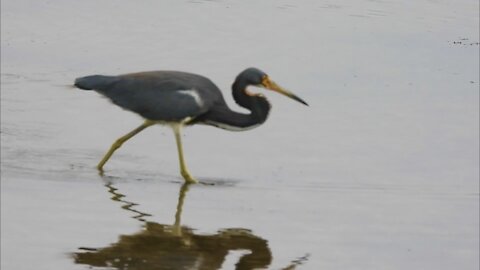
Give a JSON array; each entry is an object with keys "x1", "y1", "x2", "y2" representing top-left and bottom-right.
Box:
[{"x1": 1, "y1": 0, "x2": 479, "y2": 269}]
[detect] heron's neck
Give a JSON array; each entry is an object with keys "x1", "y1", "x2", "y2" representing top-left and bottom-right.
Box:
[
  {"x1": 229, "y1": 80, "x2": 272, "y2": 129},
  {"x1": 202, "y1": 80, "x2": 271, "y2": 131}
]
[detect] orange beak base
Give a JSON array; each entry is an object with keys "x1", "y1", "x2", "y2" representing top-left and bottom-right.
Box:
[{"x1": 261, "y1": 76, "x2": 308, "y2": 106}]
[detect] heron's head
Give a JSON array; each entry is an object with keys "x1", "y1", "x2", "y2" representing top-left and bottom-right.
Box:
[{"x1": 237, "y1": 67, "x2": 308, "y2": 106}]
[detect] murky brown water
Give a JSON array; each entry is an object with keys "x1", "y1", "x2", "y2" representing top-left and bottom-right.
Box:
[{"x1": 1, "y1": 0, "x2": 479, "y2": 269}]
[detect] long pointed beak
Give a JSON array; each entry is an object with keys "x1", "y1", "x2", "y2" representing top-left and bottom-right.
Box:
[{"x1": 261, "y1": 76, "x2": 308, "y2": 106}]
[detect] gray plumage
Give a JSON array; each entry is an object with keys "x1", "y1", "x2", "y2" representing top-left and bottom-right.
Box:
[
  {"x1": 74, "y1": 68, "x2": 307, "y2": 182},
  {"x1": 75, "y1": 71, "x2": 227, "y2": 122}
]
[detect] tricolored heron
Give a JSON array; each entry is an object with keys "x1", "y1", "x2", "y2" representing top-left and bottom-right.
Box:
[{"x1": 74, "y1": 67, "x2": 308, "y2": 183}]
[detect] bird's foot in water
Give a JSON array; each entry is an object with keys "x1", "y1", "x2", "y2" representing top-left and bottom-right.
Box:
[{"x1": 181, "y1": 171, "x2": 198, "y2": 184}]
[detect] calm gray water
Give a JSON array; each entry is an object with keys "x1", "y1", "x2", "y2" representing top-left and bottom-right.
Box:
[{"x1": 1, "y1": 0, "x2": 479, "y2": 269}]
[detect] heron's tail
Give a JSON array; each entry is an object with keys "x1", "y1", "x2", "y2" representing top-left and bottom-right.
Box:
[{"x1": 74, "y1": 75, "x2": 117, "y2": 90}]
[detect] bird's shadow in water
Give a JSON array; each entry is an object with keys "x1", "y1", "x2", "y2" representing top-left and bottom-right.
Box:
[{"x1": 72, "y1": 175, "x2": 309, "y2": 270}]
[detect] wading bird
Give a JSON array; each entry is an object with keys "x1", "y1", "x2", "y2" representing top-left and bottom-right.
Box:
[{"x1": 75, "y1": 68, "x2": 308, "y2": 183}]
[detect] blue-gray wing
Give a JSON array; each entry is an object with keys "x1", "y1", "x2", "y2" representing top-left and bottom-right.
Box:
[{"x1": 82, "y1": 71, "x2": 224, "y2": 122}]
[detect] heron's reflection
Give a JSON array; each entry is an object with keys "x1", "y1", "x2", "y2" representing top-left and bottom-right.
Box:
[
  {"x1": 106, "y1": 182, "x2": 152, "y2": 222},
  {"x1": 73, "y1": 181, "x2": 302, "y2": 270}
]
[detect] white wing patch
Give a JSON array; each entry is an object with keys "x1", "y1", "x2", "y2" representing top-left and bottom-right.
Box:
[{"x1": 177, "y1": 89, "x2": 204, "y2": 108}]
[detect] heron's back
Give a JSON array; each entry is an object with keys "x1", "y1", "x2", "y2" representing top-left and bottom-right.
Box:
[{"x1": 75, "y1": 71, "x2": 226, "y2": 122}]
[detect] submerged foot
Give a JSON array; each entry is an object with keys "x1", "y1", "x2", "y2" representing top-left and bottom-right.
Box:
[
  {"x1": 181, "y1": 171, "x2": 198, "y2": 184},
  {"x1": 96, "y1": 164, "x2": 105, "y2": 176}
]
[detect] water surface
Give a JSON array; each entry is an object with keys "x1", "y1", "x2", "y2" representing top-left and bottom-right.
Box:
[{"x1": 1, "y1": 0, "x2": 479, "y2": 269}]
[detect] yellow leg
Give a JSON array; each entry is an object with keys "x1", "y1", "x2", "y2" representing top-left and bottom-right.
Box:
[
  {"x1": 172, "y1": 124, "x2": 198, "y2": 184},
  {"x1": 97, "y1": 120, "x2": 155, "y2": 171}
]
